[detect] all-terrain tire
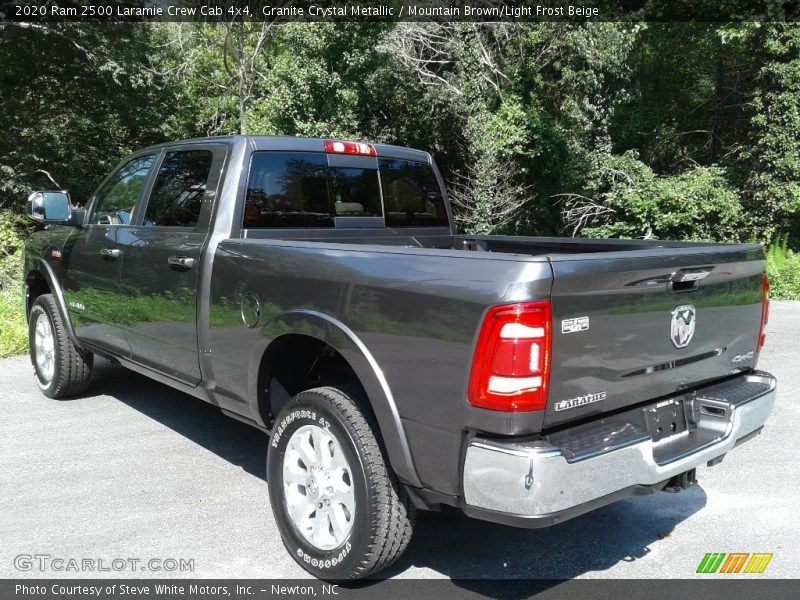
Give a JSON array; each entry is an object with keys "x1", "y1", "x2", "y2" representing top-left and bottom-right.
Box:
[
  {"x1": 267, "y1": 385, "x2": 415, "y2": 580},
  {"x1": 28, "y1": 294, "x2": 93, "y2": 399}
]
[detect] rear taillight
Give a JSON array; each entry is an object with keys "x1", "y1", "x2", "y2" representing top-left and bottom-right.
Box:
[
  {"x1": 324, "y1": 139, "x2": 376, "y2": 156},
  {"x1": 758, "y1": 273, "x2": 769, "y2": 352},
  {"x1": 468, "y1": 302, "x2": 551, "y2": 412}
]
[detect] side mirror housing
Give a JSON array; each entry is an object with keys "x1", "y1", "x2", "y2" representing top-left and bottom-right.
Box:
[{"x1": 25, "y1": 191, "x2": 74, "y2": 225}]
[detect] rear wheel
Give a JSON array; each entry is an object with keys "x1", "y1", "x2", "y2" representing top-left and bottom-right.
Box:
[
  {"x1": 28, "y1": 294, "x2": 93, "y2": 399},
  {"x1": 267, "y1": 386, "x2": 414, "y2": 580}
]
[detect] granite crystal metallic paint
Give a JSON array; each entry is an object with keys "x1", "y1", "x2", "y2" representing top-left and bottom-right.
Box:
[{"x1": 23, "y1": 135, "x2": 774, "y2": 527}]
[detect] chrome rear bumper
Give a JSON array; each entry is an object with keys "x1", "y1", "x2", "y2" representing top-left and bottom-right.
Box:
[{"x1": 462, "y1": 371, "x2": 776, "y2": 524}]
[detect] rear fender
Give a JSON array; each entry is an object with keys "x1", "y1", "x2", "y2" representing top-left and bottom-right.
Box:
[{"x1": 252, "y1": 308, "x2": 422, "y2": 488}]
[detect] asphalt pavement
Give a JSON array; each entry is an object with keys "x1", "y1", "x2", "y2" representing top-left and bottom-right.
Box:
[{"x1": 1, "y1": 302, "x2": 798, "y2": 580}]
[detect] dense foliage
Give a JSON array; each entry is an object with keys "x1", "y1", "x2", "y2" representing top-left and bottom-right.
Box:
[
  {"x1": 767, "y1": 235, "x2": 800, "y2": 300},
  {"x1": 3, "y1": 21, "x2": 799, "y2": 238},
  {"x1": 1, "y1": 21, "x2": 799, "y2": 355},
  {"x1": 0, "y1": 211, "x2": 27, "y2": 357}
]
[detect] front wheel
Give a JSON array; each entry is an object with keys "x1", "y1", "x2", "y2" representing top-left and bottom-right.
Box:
[
  {"x1": 28, "y1": 294, "x2": 93, "y2": 399},
  {"x1": 267, "y1": 386, "x2": 414, "y2": 580}
]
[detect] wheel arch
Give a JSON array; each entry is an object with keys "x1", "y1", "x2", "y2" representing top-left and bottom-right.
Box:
[
  {"x1": 25, "y1": 259, "x2": 88, "y2": 357},
  {"x1": 251, "y1": 309, "x2": 422, "y2": 488},
  {"x1": 24, "y1": 267, "x2": 51, "y2": 320}
]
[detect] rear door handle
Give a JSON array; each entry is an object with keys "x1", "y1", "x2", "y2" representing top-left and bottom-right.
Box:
[
  {"x1": 100, "y1": 248, "x2": 121, "y2": 259},
  {"x1": 168, "y1": 256, "x2": 195, "y2": 270}
]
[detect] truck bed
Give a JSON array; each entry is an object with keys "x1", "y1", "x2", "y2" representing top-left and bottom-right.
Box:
[
  {"x1": 244, "y1": 228, "x2": 737, "y2": 257},
  {"x1": 221, "y1": 231, "x2": 765, "y2": 434}
]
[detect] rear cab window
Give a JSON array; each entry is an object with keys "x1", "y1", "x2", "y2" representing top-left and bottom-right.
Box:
[
  {"x1": 245, "y1": 152, "x2": 332, "y2": 228},
  {"x1": 244, "y1": 150, "x2": 447, "y2": 229},
  {"x1": 329, "y1": 165, "x2": 382, "y2": 218},
  {"x1": 379, "y1": 158, "x2": 448, "y2": 227}
]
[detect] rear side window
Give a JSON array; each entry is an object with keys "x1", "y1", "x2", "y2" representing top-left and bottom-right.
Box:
[
  {"x1": 144, "y1": 150, "x2": 213, "y2": 227},
  {"x1": 91, "y1": 154, "x2": 155, "y2": 225},
  {"x1": 380, "y1": 158, "x2": 448, "y2": 227}
]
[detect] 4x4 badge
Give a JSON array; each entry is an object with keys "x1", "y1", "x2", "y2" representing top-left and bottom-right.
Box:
[{"x1": 671, "y1": 304, "x2": 696, "y2": 348}]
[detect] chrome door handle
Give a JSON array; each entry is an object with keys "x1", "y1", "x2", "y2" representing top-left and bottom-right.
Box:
[
  {"x1": 168, "y1": 256, "x2": 195, "y2": 270},
  {"x1": 100, "y1": 248, "x2": 121, "y2": 259}
]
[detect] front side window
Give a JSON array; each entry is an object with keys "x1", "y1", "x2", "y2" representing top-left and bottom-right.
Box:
[
  {"x1": 380, "y1": 158, "x2": 448, "y2": 227},
  {"x1": 144, "y1": 150, "x2": 213, "y2": 227},
  {"x1": 91, "y1": 154, "x2": 156, "y2": 225}
]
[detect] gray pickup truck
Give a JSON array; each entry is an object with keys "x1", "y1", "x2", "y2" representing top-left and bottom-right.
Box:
[{"x1": 23, "y1": 136, "x2": 775, "y2": 579}]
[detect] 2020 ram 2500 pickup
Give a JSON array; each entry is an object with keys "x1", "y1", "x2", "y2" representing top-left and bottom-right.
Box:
[{"x1": 23, "y1": 136, "x2": 775, "y2": 579}]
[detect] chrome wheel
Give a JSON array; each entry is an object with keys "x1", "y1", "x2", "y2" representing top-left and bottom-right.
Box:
[
  {"x1": 34, "y1": 312, "x2": 55, "y2": 383},
  {"x1": 282, "y1": 424, "x2": 355, "y2": 550}
]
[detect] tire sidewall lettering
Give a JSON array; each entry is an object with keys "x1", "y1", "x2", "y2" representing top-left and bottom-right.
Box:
[
  {"x1": 295, "y1": 541, "x2": 352, "y2": 568},
  {"x1": 270, "y1": 409, "x2": 333, "y2": 448},
  {"x1": 268, "y1": 395, "x2": 368, "y2": 577}
]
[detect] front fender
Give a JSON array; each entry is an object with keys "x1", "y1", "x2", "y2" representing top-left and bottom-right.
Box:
[
  {"x1": 252, "y1": 308, "x2": 422, "y2": 488},
  {"x1": 27, "y1": 258, "x2": 85, "y2": 356}
]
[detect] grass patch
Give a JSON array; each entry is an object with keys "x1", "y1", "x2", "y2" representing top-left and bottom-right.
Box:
[
  {"x1": 766, "y1": 235, "x2": 800, "y2": 300},
  {"x1": 1, "y1": 209, "x2": 28, "y2": 356},
  {"x1": 0, "y1": 289, "x2": 27, "y2": 358}
]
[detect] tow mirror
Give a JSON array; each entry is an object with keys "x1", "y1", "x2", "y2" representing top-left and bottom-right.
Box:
[{"x1": 25, "y1": 191, "x2": 74, "y2": 224}]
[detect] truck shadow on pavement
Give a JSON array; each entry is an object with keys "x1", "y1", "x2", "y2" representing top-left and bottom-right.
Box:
[
  {"x1": 90, "y1": 359, "x2": 708, "y2": 589},
  {"x1": 91, "y1": 359, "x2": 269, "y2": 480},
  {"x1": 383, "y1": 483, "x2": 706, "y2": 589}
]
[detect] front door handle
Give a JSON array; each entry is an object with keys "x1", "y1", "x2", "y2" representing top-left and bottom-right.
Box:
[
  {"x1": 100, "y1": 248, "x2": 121, "y2": 259},
  {"x1": 168, "y1": 256, "x2": 195, "y2": 270}
]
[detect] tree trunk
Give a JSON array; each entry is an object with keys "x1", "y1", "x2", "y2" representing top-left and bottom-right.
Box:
[{"x1": 238, "y1": 28, "x2": 247, "y2": 135}]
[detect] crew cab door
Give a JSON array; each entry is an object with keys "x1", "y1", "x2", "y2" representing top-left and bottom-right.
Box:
[
  {"x1": 116, "y1": 144, "x2": 226, "y2": 385},
  {"x1": 61, "y1": 153, "x2": 158, "y2": 356}
]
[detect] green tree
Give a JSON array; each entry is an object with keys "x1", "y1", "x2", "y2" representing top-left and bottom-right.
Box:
[
  {"x1": 744, "y1": 24, "x2": 800, "y2": 241},
  {"x1": 561, "y1": 151, "x2": 744, "y2": 241},
  {"x1": 0, "y1": 22, "x2": 173, "y2": 208}
]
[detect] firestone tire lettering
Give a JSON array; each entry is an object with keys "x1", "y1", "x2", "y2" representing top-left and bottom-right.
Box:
[{"x1": 267, "y1": 386, "x2": 414, "y2": 579}]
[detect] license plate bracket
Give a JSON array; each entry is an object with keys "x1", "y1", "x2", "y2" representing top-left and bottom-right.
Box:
[{"x1": 644, "y1": 398, "x2": 688, "y2": 443}]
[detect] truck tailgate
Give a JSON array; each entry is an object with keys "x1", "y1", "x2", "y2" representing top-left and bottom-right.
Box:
[{"x1": 545, "y1": 245, "x2": 765, "y2": 428}]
